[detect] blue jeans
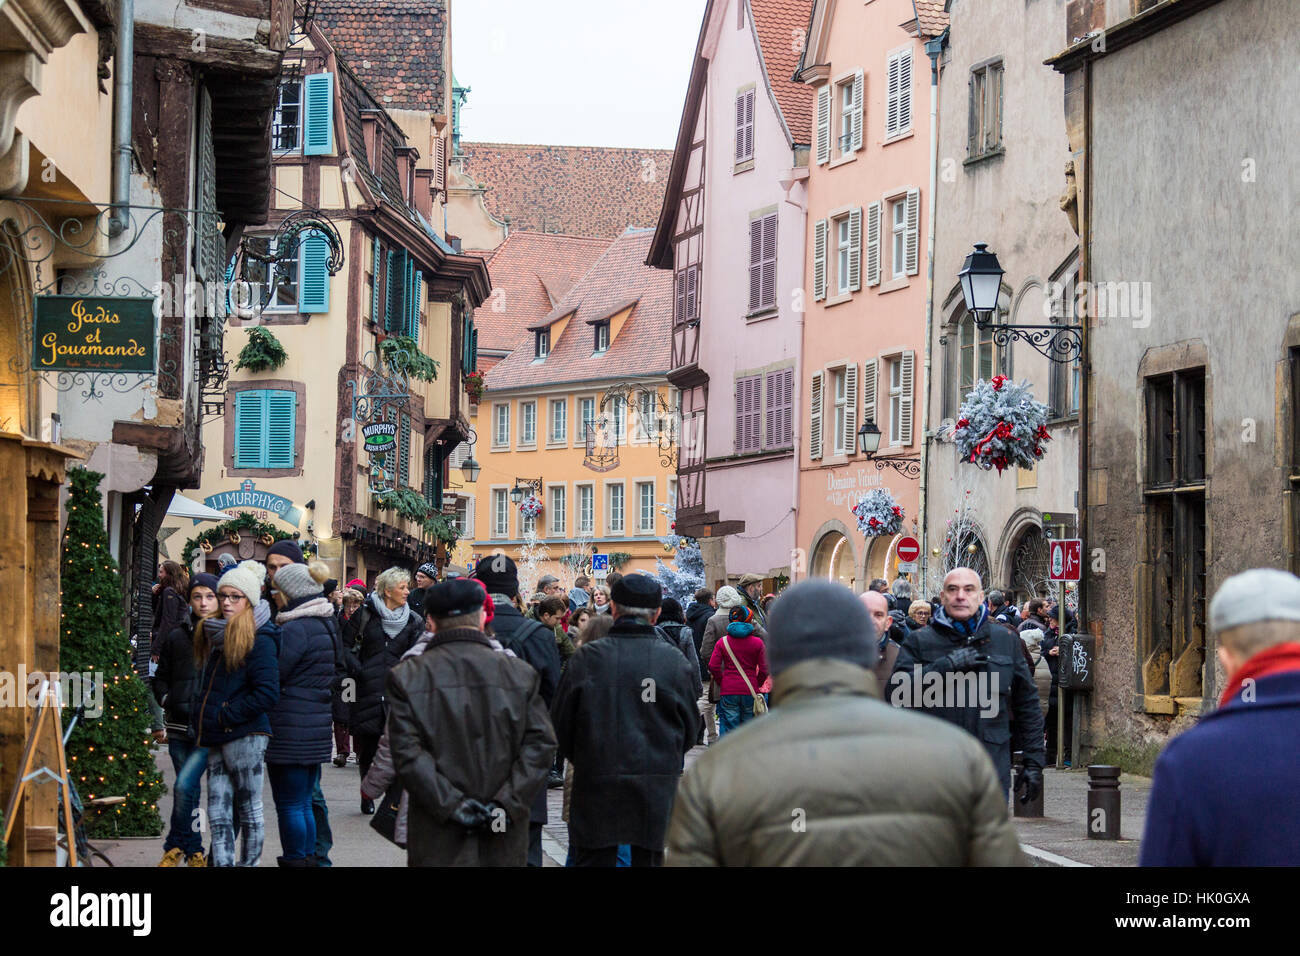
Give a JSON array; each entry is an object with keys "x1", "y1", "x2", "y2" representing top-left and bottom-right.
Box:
[
  {"x1": 565, "y1": 844, "x2": 633, "y2": 867},
  {"x1": 716, "y1": 695, "x2": 755, "y2": 737},
  {"x1": 164, "y1": 738, "x2": 207, "y2": 855},
  {"x1": 312, "y1": 777, "x2": 332, "y2": 866},
  {"x1": 268, "y1": 763, "x2": 320, "y2": 862}
]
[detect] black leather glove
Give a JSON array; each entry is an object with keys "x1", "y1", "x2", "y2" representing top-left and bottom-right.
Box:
[
  {"x1": 450, "y1": 797, "x2": 491, "y2": 831},
  {"x1": 1018, "y1": 765, "x2": 1043, "y2": 804},
  {"x1": 945, "y1": 645, "x2": 987, "y2": 671}
]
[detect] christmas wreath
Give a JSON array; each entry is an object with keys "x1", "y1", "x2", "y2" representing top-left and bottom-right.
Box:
[
  {"x1": 851, "y1": 488, "x2": 905, "y2": 537},
  {"x1": 518, "y1": 493, "x2": 543, "y2": 518},
  {"x1": 954, "y1": 375, "x2": 1051, "y2": 475}
]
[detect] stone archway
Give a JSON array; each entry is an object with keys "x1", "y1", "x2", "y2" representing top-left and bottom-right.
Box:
[{"x1": 808, "y1": 518, "x2": 858, "y2": 590}]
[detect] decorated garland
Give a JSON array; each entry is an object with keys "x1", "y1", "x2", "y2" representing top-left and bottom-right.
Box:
[
  {"x1": 181, "y1": 513, "x2": 296, "y2": 566},
  {"x1": 850, "y1": 488, "x2": 905, "y2": 537},
  {"x1": 954, "y1": 375, "x2": 1052, "y2": 475},
  {"x1": 518, "y1": 493, "x2": 543, "y2": 518}
]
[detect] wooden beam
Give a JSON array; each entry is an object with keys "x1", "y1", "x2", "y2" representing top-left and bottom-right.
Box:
[
  {"x1": 112, "y1": 421, "x2": 177, "y2": 452},
  {"x1": 135, "y1": 21, "x2": 283, "y2": 74}
]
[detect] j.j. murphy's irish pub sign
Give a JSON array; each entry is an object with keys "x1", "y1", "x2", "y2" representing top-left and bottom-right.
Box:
[{"x1": 33, "y1": 296, "x2": 157, "y2": 372}]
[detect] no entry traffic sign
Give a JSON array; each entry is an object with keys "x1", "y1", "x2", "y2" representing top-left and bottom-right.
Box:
[
  {"x1": 1049, "y1": 538, "x2": 1082, "y2": 581},
  {"x1": 896, "y1": 536, "x2": 920, "y2": 563}
]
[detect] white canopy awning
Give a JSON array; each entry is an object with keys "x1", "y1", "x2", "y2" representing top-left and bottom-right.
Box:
[{"x1": 166, "y1": 492, "x2": 233, "y2": 522}]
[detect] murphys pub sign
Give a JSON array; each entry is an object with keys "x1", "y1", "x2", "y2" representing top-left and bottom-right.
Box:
[{"x1": 33, "y1": 296, "x2": 156, "y2": 372}]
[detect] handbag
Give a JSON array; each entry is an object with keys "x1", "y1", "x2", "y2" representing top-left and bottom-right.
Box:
[
  {"x1": 369, "y1": 779, "x2": 406, "y2": 848},
  {"x1": 721, "y1": 635, "x2": 768, "y2": 716}
]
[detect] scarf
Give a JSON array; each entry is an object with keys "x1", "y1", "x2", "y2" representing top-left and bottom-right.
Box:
[
  {"x1": 203, "y1": 616, "x2": 227, "y2": 646},
  {"x1": 726, "y1": 621, "x2": 755, "y2": 638},
  {"x1": 276, "y1": 595, "x2": 335, "y2": 624},
  {"x1": 371, "y1": 592, "x2": 413, "y2": 638},
  {"x1": 253, "y1": 599, "x2": 272, "y2": 630},
  {"x1": 933, "y1": 604, "x2": 988, "y2": 638},
  {"x1": 1218, "y1": 641, "x2": 1300, "y2": 707}
]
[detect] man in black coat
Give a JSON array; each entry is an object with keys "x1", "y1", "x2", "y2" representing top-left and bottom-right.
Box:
[
  {"x1": 892, "y1": 568, "x2": 1045, "y2": 801},
  {"x1": 472, "y1": 554, "x2": 562, "y2": 866},
  {"x1": 551, "y1": 573, "x2": 700, "y2": 867}
]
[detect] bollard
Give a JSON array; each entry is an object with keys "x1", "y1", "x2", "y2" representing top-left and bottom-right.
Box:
[
  {"x1": 1086, "y1": 764, "x2": 1121, "y2": 839},
  {"x1": 1012, "y1": 752, "x2": 1043, "y2": 817}
]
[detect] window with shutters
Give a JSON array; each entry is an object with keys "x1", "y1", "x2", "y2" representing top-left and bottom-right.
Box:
[
  {"x1": 815, "y1": 84, "x2": 832, "y2": 165},
  {"x1": 832, "y1": 367, "x2": 850, "y2": 456},
  {"x1": 838, "y1": 80, "x2": 854, "y2": 155},
  {"x1": 550, "y1": 399, "x2": 567, "y2": 444},
  {"x1": 748, "y1": 212, "x2": 777, "y2": 314},
  {"x1": 398, "y1": 414, "x2": 412, "y2": 488},
  {"x1": 519, "y1": 401, "x2": 536, "y2": 446},
  {"x1": 577, "y1": 483, "x2": 594, "y2": 534},
  {"x1": 832, "y1": 69, "x2": 863, "y2": 158},
  {"x1": 634, "y1": 390, "x2": 656, "y2": 443},
  {"x1": 385, "y1": 249, "x2": 409, "y2": 333},
  {"x1": 734, "y1": 375, "x2": 762, "y2": 454},
  {"x1": 422, "y1": 443, "x2": 442, "y2": 507},
  {"x1": 809, "y1": 371, "x2": 824, "y2": 460},
  {"x1": 607, "y1": 482, "x2": 625, "y2": 534},
  {"x1": 492, "y1": 402, "x2": 510, "y2": 448},
  {"x1": 764, "y1": 367, "x2": 794, "y2": 450},
  {"x1": 637, "y1": 482, "x2": 656, "y2": 533},
  {"x1": 448, "y1": 441, "x2": 469, "y2": 471},
  {"x1": 273, "y1": 80, "x2": 303, "y2": 152},
  {"x1": 885, "y1": 47, "x2": 913, "y2": 140},
  {"x1": 549, "y1": 485, "x2": 566, "y2": 536},
  {"x1": 968, "y1": 60, "x2": 1004, "y2": 160},
  {"x1": 734, "y1": 87, "x2": 755, "y2": 168},
  {"x1": 302, "y1": 72, "x2": 335, "y2": 156},
  {"x1": 232, "y1": 388, "x2": 298, "y2": 471},
  {"x1": 245, "y1": 237, "x2": 299, "y2": 313},
  {"x1": 674, "y1": 264, "x2": 699, "y2": 328},
  {"x1": 492, "y1": 488, "x2": 508, "y2": 537},
  {"x1": 1142, "y1": 369, "x2": 1207, "y2": 704}
]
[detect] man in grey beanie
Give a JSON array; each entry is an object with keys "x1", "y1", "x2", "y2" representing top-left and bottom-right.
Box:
[{"x1": 666, "y1": 579, "x2": 1023, "y2": 866}]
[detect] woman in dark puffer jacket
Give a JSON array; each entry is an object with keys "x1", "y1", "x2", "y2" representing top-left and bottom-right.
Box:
[
  {"x1": 266, "y1": 562, "x2": 338, "y2": 865},
  {"x1": 343, "y1": 567, "x2": 423, "y2": 813}
]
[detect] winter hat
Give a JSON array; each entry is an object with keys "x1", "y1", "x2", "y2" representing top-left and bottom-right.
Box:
[
  {"x1": 659, "y1": 597, "x2": 685, "y2": 623},
  {"x1": 188, "y1": 573, "x2": 220, "y2": 598},
  {"x1": 219, "y1": 560, "x2": 267, "y2": 606},
  {"x1": 323, "y1": 578, "x2": 338, "y2": 596},
  {"x1": 1209, "y1": 568, "x2": 1300, "y2": 633},
  {"x1": 217, "y1": 553, "x2": 237, "y2": 576},
  {"x1": 765, "y1": 579, "x2": 877, "y2": 675},
  {"x1": 716, "y1": 586, "x2": 745, "y2": 610},
  {"x1": 267, "y1": 539, "x2": 305, "y2": 564},
  {"x1": 468, "y1": 578, "x2": 495, "y2": 627},
  {"x1": 474, "y1": 554, "x2": 519, "y2": 597},
  {"x1": 611, "y1": 573, "x2": 662, "y2": 610},
  {"x1": 347, "y1": 578, "x2": 366, "y2": 591},
  {"x1": 417, "y1": 562, "x2": 438, "y2": 580},
  {"x1": 274, "y1": 562, "x2": 323, "y2": 602},
  {"x1": 738, "y1": 573, "x2": 764, "y2": 588},
  {"x1": 729, "y1": 606, "x2": 754, "y2": 625}
]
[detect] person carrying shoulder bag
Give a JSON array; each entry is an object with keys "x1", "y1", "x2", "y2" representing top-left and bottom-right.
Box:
[{"x1": 708, "y1": 607, "x2": 769, "y2": 737}]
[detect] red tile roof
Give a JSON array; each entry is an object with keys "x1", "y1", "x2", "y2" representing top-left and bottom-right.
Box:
[
  {"x1": 477, "y1": 232, "x2": 611, "y2": 354},
  {"x1": 484, "y1": 229, "x2": 672, "y2": 391},
  {"x1": 458, "y1": 143, "x2": 674, "y2": 238},
  {"x1": 912, "y1": 0, "x2": 950, "y2": 37},
  {"x1": 750, "y1": 0, "x2": 816, "y2": 144},
  {"x1": 312, "y1": 0, "x2": 447, "y2": 111}
]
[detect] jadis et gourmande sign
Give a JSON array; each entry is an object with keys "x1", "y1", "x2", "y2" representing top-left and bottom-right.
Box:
[{"x1": 32, "y1": 296, "x2": 156, "y2": 373}]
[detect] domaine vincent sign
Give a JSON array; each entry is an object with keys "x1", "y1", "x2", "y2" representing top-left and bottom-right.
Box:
[{"x1": 32, "y1": 296, "x2": 156, "y2": 372}]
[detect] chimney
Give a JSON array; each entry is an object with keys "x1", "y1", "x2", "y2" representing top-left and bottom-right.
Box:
[
  {"x1": 413, "y1": 168, "x2": 434, "y2": 221},
  {"x1": 360, "y1": 109, "x2": 384, "y2": 170}
]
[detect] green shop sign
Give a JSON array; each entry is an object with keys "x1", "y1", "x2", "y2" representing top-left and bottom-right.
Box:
[
  {"x1": 32, "y1": 295, "x2": 156, "y2": 372},
  {"x1": 362, "y1": 422, "x2": 397, "y2": 454}
]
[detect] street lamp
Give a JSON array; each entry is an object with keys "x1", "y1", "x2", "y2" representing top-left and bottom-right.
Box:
[
  {"x1": 857, "y1": 420, "x2": 921, "y2": 478},
  {"x1": 460, "y1": 455, "x2": 480, "y2": 482},
  {"x1": 957, "y1": 242, "x2": 1005, "y2": 321},
  {"x1": 510, "y1": 478, "x2": 542, "y2": 504},
  {"x1": 956, "y1": 241, "x2": 1082, "y2": 363}
]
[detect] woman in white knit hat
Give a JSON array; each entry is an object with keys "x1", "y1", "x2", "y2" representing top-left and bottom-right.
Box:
[{"x1": 192, "y1": 560, "x2": 280, "y2": 867}]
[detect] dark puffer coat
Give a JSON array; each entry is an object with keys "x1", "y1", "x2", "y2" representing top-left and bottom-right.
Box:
[
  {"x1": 657, "y1": 622, "x2": 703, "y2": 701},
  {"x1": 551, "y1": 616, "x2": 700, "y2": 850},
  {"x1": 344, "y1": 596, "x2": 423, "y2": 737},
  {"x1": 153, "y1": 614, "x2": 201, "y2": 739},
  {"x1": 387, "y1": 628, "x2": 556, "y2": 866},
  {"x1": 267, "y1": 595, "x2": 337, "y2": 765},
  {"x1": 192, "y1": 618, "x2": 281, "y2": 746}
]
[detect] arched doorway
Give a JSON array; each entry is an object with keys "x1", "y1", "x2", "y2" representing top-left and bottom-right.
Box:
[
  {"x1": 811, "y1": 531, "x2": 856, "y2": 588},
  {"x1": 1009, "y1": 524, "x2": 1050, "y2": 602}
]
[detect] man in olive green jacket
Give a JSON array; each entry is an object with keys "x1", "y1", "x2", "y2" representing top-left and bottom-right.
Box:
[{"x1": 666, "y1": 579, "x2": 1023, "y2": 867}]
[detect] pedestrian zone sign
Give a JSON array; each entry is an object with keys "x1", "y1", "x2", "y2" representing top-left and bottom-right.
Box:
[
  {"x1": 1049, "y1": 539, "x2": 1083, "y2": 582},
  {"x1": 592, "y1": 553, "x2": 609, "y2": 579}
]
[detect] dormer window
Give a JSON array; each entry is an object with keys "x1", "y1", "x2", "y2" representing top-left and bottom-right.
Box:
[
  {"x1": 535, "y1": 330, "x2": 550, "y2": 359},
  {"x1": 594, "y1": 322, "x2": 610, "y2": 353}
]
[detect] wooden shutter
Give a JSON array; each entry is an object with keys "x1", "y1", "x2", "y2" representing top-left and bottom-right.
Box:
[
  {"x1": 760, "y1": 213, "x2": 777, "y2": 309},
  {"x1": 899, "y1": 350, "x2": 915, "y2": 445},
  {"x1": 813, "y1": 218, "x2": 828, "y2": 301},
  {"x1": 735, "y1": 377, "x2": 756, "y2": 453},
  {"x1": 371, "y1": 237, "x2": 383, "y2": 325},
  {"x1": 967, "y1": 70, "x2": 981, "y2": 157},
  {"x1": 862, "y1": 358, "x2": 877, "y2": 430},
  {"x1": 234, "y1": 390, "x2": 266, "y2": 468},
  {"x1": 399, "y1": 414, "x2": 411, "y2": 487},
  {"x1": 765, "y1": 368, "x2": 793, "y2": 449},
  {"x1": 266, "y1": 390, "x2": 296, "y2": 468},
  {"x1": 816, "y1": 85, "x2": 831, "y2": 165},
  {"x1": 904, "y1": 187, "x2": 920, "y2": 276},
  {"x1": 434, "y1": 135, "x2": 447, "y2": 191},
  {"x1": 848, "y1": 207, "x2": 862, "y2": 292},
  {"x1": 843, "y1": 363, "x2": 858, "y2": 454},
  {"x1": 897, "y1": 49, "x2": 913, "y2": 132},
  {"x1": 809, "y1": 371, "x2": 823, "y2": 460},
  {"x1": 409, "y1": 267, "x2": 423, "y2": 336},
  {"x1": 735, "y1": 90, "x2": 754, "y2": 162},
  {"x1": 851, "y1": 69, "x2": 864, "y2": 151},
  {"x1": 686, "y1": 264, "x2": 698, "y2": 321},
  {"x1": 886, "y1": 54, "x2": 901, "y2": 136},
  {"x1": 735, "y1": 93, "x2": 745, "y2": 162},
  {"x1": 743, "y1": 89, "x2": 754, "y2": 160},
  {"x1": 302, "y1": 72, "x2": 335, "y2": 156},
  {"x1": 675, "y1": 270, "x2": 686, "y2": 326},
  {"x1": 298, "y1": 230, "x2": 330, "y2": 313},
  {"x1": 865, "y1": 201, "x2": 881, "y2": 286},
  {"x1": 748, "y1": 218, "x2": 762, "y2": 312}
]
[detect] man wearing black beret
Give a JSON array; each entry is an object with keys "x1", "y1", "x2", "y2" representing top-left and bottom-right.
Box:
[
  {"x1": 386, "y1": 579, "x2": 557, "y2": 866},
  {"x1": 551, "y1": 572, "x2": 701, "y2": 866}
]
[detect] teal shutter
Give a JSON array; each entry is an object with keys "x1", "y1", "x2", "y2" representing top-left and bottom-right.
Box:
[
  {"x1": 399, "y1": 414, "x2": 411, "y2": 487},
  {"x1": 386, "y1": 249, "x2": 408, "y2": 333},
  {"x1": 234, "y1": 391, "x2": 266, "y2": 468},
  {"x1": 266, "y1": 390, "x2": 297, "y2": 468},
  {"x1": 302, "y1": 73, "x2": 335, "y2": 156},
  {"x1": 298, "y1": 230, "x2": 330, "y2": 313},
  {"x1": 408, "y1": 267, "x2": 422, "y2": 337},
  {"x1": 371, "y1": 238, "x2": 383, "y2": 325},
  {"x1": 470, "y1": 326, "x2": 477, "y2": 370}
]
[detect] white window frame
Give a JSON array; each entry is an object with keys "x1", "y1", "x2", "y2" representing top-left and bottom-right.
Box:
[
  {"x1": 518, "y1": 400, "x2": 536, "y2": 447},
  {"x1": 891, "y1": 198, "x2": 907, "y2": 280},
  {"x1": 454, "y1": 496, "x2": 473, "y2": 537},
  {"x1": 535, "y1": 330, "x2": 550, "y2": 359},
  {"x1": 605, "y1": 481, "x2": 625, "y2": 535},
  {"x1": 838, "y1": 79, "x2": 854, "y2": 156},
  {"x1": 888, "y1": 357, "x2": 903, "y2": 446},
  {"x1": 576, "y1": 395, "x2": 597, "y2": 448},
  {"x1": 548, "y1": 483, "x2": 566, "y2": 537},
  {"x1": 491, "y1": 487, "x2": 508, "y2": 538},
  {"x1": 272, "y1": 79, "x2": 303, "y2": 153},
  {"x1": 576, "y1": 482, "x2": 595, "y2": 534},
  {"x1": 836, "y1": 216, "x2": 852, "y2": 295},
  {"x1": 594, "y1": 322, "x2": 610, "y2": 353},
  {"x1": 833, "y1": 367, "x2": 848, "y2": 455},
  {"x1": 492, "y1": 402, "x2": 510, "y2": 448},
  {"x1": 549, "y1": 398, "x2": 567, "y2": 445},
  {"x1": 636, "y1": 480, "x2": 656, "y2": 534},
  {"x1": 250, "y1": 236, "x2": 301, "y2": 313}
]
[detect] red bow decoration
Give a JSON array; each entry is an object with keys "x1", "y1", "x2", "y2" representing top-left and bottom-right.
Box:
[
  {"x1": 956, "y1": 418, "x2": 970, "y2": 429},
  {"x1": 991, "y1": 374, "x2": 1008, "y2": 391},
  {"x1": 892, "y1": 506, "x2": 902, "y2": 516}
]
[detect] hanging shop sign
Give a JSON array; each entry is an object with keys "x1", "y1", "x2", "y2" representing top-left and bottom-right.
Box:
[
  {"x1": 203, "y1": 480, "x2": 302, "y2": 527},
  {"x1": 32, "y1": 296, "x2": 157, "y2": 372},
  {"x1": 362, "y1": 421, "x2": 398, "y2": 455}
]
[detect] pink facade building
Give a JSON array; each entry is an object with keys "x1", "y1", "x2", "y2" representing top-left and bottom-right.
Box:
[{"x1": 649, "y1": 0, "x2": 813, "y2": 590}]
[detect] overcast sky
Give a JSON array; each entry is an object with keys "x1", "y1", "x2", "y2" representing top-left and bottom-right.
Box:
[{"x1": 452, "y1": 0, "x2": 705, "y2": 149}]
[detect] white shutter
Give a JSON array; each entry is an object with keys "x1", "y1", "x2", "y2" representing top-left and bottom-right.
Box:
[
  {"x1": 466, "y1": 497, "x2": 475, "y2": 538},
  {"x1": 905, "y1": 187, "x2": 920, "y2": 276},
  {"x1": 851, "y1": 69, "x2": 864, "y2": 151},
  {"x1": 865, "y1": 200, "x2": 881, "y2": 287},
  {"x1": 813, "y1": 218, "x2": 828, "y2": 301},
  {"x1": 886, "y1": 53, "x2": 901, "y2": 137},
  {"x1": 862, "y1": 358, "x2": 877, "y2": 429},
  {"x1": 809, "y1": 371, "x2": 823, "y2": 460},
  {"x1": 448, "y1": 442, "x2": 467, "y2": 469},
  {"x1": 848, "y1": 206, "x2": 862, "y2": 292},
  {"x1": 899, "y1": 350, "x2": 915, "y2": 445},
  {"x1": 816, "y1": 85, "x2": 832, "y2": 165},
  {"x1": 843, "y1": 363, "x2": 857, "y2": 455},
  {"x1": 897, "y1": 49, "x2": 913, "y2": 133}
]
